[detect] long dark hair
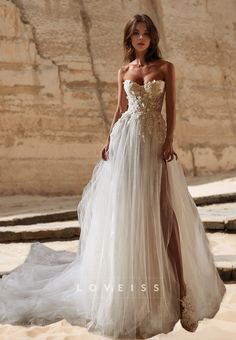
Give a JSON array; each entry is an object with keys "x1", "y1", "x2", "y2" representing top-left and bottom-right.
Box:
[{"x1": 122, "y1": 14, "x2": 163, "y2": 65}]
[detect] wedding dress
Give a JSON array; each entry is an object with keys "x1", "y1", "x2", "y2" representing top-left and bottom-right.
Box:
[{"x1": 0, "y1": 78, "x2": 226, "y2": 338}]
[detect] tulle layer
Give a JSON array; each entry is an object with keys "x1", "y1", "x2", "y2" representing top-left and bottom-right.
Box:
[{"x1": 0, "y1": 113, "x2": 226, "y2": 338}]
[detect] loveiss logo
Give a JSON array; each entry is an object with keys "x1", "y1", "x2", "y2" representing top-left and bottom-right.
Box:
[{"x1": 76, "y1": 281, "x2": 160, "y2": 294}]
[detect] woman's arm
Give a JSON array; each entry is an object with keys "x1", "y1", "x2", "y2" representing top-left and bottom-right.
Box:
[
  {"x1": 164, "y1": 62, "x2": 176, "y2": 142},
  {"x1": 105, "y1": 67, "x2": 128, "y2": 143},
  {"x1": 161, "y1": 62, "x2": 178, "y2": 161}
]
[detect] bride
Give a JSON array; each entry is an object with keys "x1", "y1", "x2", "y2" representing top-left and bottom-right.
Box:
[{"x1": 0, "y1": 13, "x2": 226, "y2": 339}]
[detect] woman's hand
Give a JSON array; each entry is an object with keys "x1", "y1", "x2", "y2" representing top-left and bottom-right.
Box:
[
  {"x1": 101, "y1": 141, "x2": 110, "y2": 161},
  {"x1": 161, "y1": 138, "x2": 178, "y2": 162}
]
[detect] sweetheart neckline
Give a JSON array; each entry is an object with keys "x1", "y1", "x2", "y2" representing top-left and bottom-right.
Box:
[{"x1": 123, "y1": 79, "x2": 165, "y2": 87}]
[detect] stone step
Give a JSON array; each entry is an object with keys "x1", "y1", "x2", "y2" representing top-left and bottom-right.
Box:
[
  {"x1": 0, "y1": 220, "x2": 235, "y2": 244},
  {"x1": 0, "y1": 224, "x2": 233, "y2": 244},
  {"x1": 0, "y1": 200, "x2": 236, "y2": 245},
  {"x1": 193, "y1": 193, "x2": 236, "y2": 206},
  {"x1": 0, "y1": 227, "x2": 80, "y2": 243},
  {"x1": 0, "y1": 221, "x2": 80, "y2": 243},
  {"x1": 0, "y1": 238, "x2": 235, "y2": 282},
  {"x1": 187, "y1": 170, "x2": 236, "y2": 198},
  {"x1": 198, "y1": 202, "x2": 236, "y2": 231},
  {"x1": 0, "y1": 203, "x2": 235, "y2": 244},
  {"x1": 0, "y1": 193, "x2": 236, "y2": 228},
  {"x1": 215, "y1": 255, "x2": 236, "y2": 281},
  {"x1": 0, "y1": 210, "x2": 77, "y2": 227},
  {"x1": 207, "y1": 232, "x2": 236, "y2": 282},
  {"x1": 203, "y1": 220, "x2": 236, "y2": 231},
  {"x1": 1, "y1": 216, "x2": 235, "y2": 232}
]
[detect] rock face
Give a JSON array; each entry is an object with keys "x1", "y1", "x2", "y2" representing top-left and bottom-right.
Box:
[{"x1": 0, "y1": 0, "x2": 235, "y2": 195}]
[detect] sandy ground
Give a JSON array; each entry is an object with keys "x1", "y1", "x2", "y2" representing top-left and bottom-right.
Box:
[
  {"x1": 0, "y1": 240, "x2": 235, "y2": 339},
  {"x1": 187, "y1": 169, "x2": 236, "y2": 196},
  {"x1": 0, "y1": 283, "x2": 235, "y2": 340},
  {"x1": 0, "y1": 170, "x2": 236, "y2": 338},
  {"x1": 0, "y1": 240, "x2": 78, "y2": 272}
]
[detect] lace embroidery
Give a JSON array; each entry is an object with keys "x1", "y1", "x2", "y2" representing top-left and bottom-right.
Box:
[{"x1": 122, "y1": 79, "x2": 167, "y2": 143}]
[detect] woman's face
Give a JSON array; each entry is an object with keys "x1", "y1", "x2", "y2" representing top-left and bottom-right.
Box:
[{"x1": 130, "y1": 22, "x2": 151, "y2": 52}]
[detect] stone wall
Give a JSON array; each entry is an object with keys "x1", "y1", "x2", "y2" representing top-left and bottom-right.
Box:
[
  {"x1": 161, "y1": 0, "x2": 236, "y2": 176},
  {"x1": 0, "y1": 0, "x2": 235, "y2": 195}
]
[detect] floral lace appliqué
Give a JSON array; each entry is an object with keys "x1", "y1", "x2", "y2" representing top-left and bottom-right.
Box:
[{"x1": 122, "y1": 79, "x2": 167, "y2": 143}]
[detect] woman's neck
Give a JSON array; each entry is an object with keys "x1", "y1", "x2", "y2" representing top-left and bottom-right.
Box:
[{"x1": 134, "y1": 53, "x2": 146, "y2": 66}]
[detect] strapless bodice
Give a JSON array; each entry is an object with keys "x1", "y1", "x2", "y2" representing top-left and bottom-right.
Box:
[
  {"x1": 117, "y1": 79, "x2": 167, "y2": 143},
  {"x1": 123, "y1": 79, "x2": 166, "y2": 114}
]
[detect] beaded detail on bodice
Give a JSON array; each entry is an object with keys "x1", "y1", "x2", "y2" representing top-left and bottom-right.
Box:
[{"x1": 121, "y1": 79, "x2": 167, "y2": 143}]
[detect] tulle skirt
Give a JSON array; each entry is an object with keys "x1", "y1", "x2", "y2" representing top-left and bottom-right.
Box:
[{"x1": 0, "y1": 113, "x2": 226, "y2": 338}]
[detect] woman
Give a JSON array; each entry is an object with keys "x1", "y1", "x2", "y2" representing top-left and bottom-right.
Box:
[{"x1": 0, "y1": 13, "x2": 226, "y2": 339}]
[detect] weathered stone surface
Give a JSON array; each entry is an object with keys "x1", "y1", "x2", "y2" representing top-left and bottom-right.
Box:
[
  {"x1": 0, "y1": 210, "x2": 77, "y2": 226},
  {"x1": 0, "y1": 0, "x2": 235, "y2": 195},
  {"x1": 228, "y1": 219, "x2": 236, "y2": 231},
  {"x1": 0, "y1": 227, "x2": 80, "y2": 243}
]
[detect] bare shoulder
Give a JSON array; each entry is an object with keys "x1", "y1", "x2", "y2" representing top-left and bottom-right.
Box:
[
  {"x1": 165, "y1": 61, "x2": 175, "y2": 79},
  {"x1": 165, "y1": 60, "x2": 175, "y2": 68},
  {"x1": 162, "y1": 60, "x2": 175, "y2": 71},
  {"x1": 154, "y1": 59, "x2": 174, "y2": 69},
  {"x1": 118, "y1": 64, "x2": 129, "y2": 77},
  {"x1": 155, "y1": 60, "x2": 175, "y2": 81},
  {"x1": 118, "y1": 64, "x2": 129, "y2": 79},
  {"x1": 158, "y1": 58, "x2": 173, "y2": 64}
]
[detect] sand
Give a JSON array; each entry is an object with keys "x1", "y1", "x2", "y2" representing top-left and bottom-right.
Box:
[
  {"x1": 0, "y1": 284, "x2": 235, "y2": 339},
  {"x1": 1, "y1": 171, "x2": 236, "y2": 338}
]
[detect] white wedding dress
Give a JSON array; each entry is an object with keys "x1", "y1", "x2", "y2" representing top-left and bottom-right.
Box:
[{"x1": 0, "y1": 79, "x2": 226, "y2": 338}]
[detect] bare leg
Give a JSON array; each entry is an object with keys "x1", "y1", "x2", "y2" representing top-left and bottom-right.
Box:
[
  {"x1": 160, "y1": 161, "x2": 186, "y2": 300},
  {"x1": 167, "y1": 218, "x2": 186, "y2": 299}
]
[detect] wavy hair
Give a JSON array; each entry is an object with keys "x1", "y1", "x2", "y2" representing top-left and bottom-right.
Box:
[{"x1": 122, "y1": 14, "x2": 163, "y2": 65}]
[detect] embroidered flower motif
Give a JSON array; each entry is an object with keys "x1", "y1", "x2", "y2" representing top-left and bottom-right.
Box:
[{"x1": 122, "y1": 80, "x2": 166, "y2": 143}]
